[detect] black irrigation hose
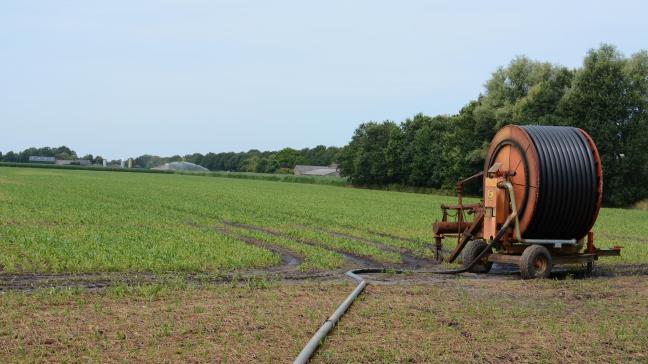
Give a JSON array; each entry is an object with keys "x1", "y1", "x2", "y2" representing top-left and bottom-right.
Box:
[{"x1": 519, "y1": 126, "x2": 598, "y2": 239}]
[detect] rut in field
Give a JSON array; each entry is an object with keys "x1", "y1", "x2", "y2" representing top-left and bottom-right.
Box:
[
  {"x1": 213, "y1": 226, "x2": 302, "y2": 271},
  {"x1": 302, "y1": 226, "x2": 437, "y2": 269},
  {"x1": 221, "y1": 221, "x2": 384, "y2": 268},
  {"x1": 220, "y1": 220, "x2": 443, "y2": 269},
  {"x1": 0, "y1": 270, "x2": 344, "y2": 292}
]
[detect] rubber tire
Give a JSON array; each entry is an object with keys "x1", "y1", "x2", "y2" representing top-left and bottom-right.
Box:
[
  {"x1": 462, "y1": 240, "x2": 493, "y2": 274},
  {"x1": 519, "y1": 245, "x2": 552, "y2": 279}
]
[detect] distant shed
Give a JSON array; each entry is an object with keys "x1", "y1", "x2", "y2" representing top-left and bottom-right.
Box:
[
  {"x1": 29, "y1": 156, "x2": 56, "y2": 164},
  {"x1": 294, "y1": 164, "x2": 340, "y2": 177},
  {"x1": 55, "y1": 159, "x2": 91, "y2": 166}
]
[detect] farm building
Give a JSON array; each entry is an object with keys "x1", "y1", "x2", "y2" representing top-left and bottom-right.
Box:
[
  {"x1": 55, "y1": 159, "x2": 91, "y2": 166},
  {"x1": 151, "y1": 161, "x2": 209, "y2": 172},
  {"x1": 28, "y1": 156, "x2": 56, "y2": 164},
  {"x1": 293, "y1": 164, "x2": 340, "y2": 177}
]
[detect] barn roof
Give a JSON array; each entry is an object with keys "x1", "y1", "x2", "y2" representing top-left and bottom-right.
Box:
[{"x1": 294, "y1": 164, "x2": 340, "y2": 177}]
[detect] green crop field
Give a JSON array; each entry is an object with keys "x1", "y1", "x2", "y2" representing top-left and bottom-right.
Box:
[
  {"x1": 1, "y1": 166, "x2": 647, "y2": 362},
  {"x1": 0, "y1": 166, "x2": 645, "y2": 274}
]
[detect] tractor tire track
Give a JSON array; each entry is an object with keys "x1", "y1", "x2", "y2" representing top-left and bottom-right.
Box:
[
  {"x1": 221, "y1": 221, "x2": 383, "y2": 268},
  {"x1": 337, "y1": 223, "x2": 424, "y2": 244},
  {"x1": 188, "y1": 219, "x2": 303, "y2": 271},
  {"x1": 364, "y1": 229, "x2": 421, "y2": 244},
  {"x1": 310, "y1": 227, "x2": 437, "y2": 269},
  {"x1": 0, "y1": 273, "x2": 165, "y2": 292},
  {"x1": 3, "y1": 263, "x2": 647, "y2": 292},
  {"x1": 213, "y1": 226, "x2": 301, "y2": 271},
  {"x1": 0, "y1": 270, "x2": 344, "y2": 292},
  {"x1": 0, "y1": 273, "x2": 116, "y2": 291}
]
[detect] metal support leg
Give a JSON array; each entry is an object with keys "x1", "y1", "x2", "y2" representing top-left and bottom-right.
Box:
[{"x1": 434, "y1": 235, "x2": 443, "y2": 263}]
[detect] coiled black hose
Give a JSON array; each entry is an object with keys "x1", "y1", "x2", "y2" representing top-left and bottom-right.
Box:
[{"x1": 519, "y1": 126, "x2": 598, "y2": 239}]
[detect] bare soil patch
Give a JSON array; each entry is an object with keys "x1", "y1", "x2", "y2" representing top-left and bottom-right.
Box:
[
  {"x1": 0, "y1": 282, "x2": 353, "y2": 363},
  {"x1": 313, "y1": 275, "x2": 648, "y2": 363},
  {"x1": 1, "y1": 275, "x2": 646, "y2": 363}
]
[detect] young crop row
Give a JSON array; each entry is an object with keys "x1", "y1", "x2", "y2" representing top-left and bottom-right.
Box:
[{"x1": 0, "y1": 167, "x2": 645, "y2": 274}]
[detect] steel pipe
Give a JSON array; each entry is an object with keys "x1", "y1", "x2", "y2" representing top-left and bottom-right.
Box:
[
  {"x1": 293, "y1": 276, "x2": 368, "y2": 364},
  {"x1": 293, "y1": 214, "x2": 518, "y2": 363},
  {"x1": 432, "y1": 221, "x2": 471, "y2": 234}
]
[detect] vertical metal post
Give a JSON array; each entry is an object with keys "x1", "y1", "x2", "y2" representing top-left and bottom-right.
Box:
[
  {"x1": 434, "y1": 235, "x2": 443, "y2": 263},
  {"x1": 587, "y1": 231, "x2": 595, "y2": 254}
]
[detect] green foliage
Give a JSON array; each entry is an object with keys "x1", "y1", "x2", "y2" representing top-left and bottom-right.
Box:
[
  {"x1": 197, "y1": 146, "x2": 340, "y2": 173},
  {"x1": 338, "y1": 45, "x2": 648, "y2": 206},
  {"x1": 339, "y1": 121, "x2": 402, "y2": 185},
  {"x1": 0, "y1": 162, "x2": 349, "y2": 188},
  {"x1": 3, "y1": 146, "x2": 341, "y2": 175},
  {"x1": 405, "y1": 115, "x2": 452, "y2": 188},
  {"x1": 3, "y1": 151, "x2": 17, "y2": 162},
  {"x1": 559, "y1": 46, "x2": 648, "y2": 206},
  {"x1": 0, "y1": 167, "x2": 644, "y2": 275},
  {"x1": 134, "y1": 154, "x2": 164, "y2": 169},
  {"x1": 0, "y1": 146, "x2": 77, "y2": 163},
  {"x1": 274, "y1": 148, "x2": 303, "y2": 168},
  {"x1": 0, "y1": 167, "x2": 429, "y2": 273}
]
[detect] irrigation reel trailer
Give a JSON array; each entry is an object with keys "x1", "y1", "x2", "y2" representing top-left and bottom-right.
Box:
[
  {"x1": 295, "y1": 125, "x2": 624, "y2": 363},
  {"x1": 432, "y1": 125, "x2": 621, "y2": 279}
]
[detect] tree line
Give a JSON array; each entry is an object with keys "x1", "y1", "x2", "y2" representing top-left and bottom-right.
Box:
[
  {"x1": 132, "y1": 146, "x2": 340, "y2": 173},
  {"x1": 0, "y1": 146, "x2": 106, "y2": 165},
  {"x1": 0, "y1": 145, "x2": 340, "y2": 174},
  {"x1": 2, "y1": 45, "x2": 646, "y2": 206},
  {"x1": 337, "y1": 45, "x2": 648, "y2": 206}
]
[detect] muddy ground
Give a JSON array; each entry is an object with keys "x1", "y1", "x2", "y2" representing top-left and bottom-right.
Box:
[{"x1": 1, "y1": 219, "x2": 646, "y2": 291}]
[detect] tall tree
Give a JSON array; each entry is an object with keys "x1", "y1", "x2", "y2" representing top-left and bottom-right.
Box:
[
  {"x1": 559, "y1": 45, "x2": 648, "y2": 205},
  {"x1": 338, "y1": 121, "x2": 402, "y2": 185}
]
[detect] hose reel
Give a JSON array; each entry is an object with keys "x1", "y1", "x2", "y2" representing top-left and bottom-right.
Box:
[{"x1": 484, "y1": 125, "x2": 603, "y2": 240}]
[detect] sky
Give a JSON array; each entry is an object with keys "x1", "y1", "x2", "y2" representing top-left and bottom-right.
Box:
[{"x1": 1, "y1": 1, "x2": 647, "y2": 160}]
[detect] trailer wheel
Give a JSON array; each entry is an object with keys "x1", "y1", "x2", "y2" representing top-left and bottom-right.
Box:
[
  {"x1": 462, "y1": 240, "x2": 492, "y2": 273},
  {"x1": 520, "y1": 245, "x2": 552, "y2": 279}
]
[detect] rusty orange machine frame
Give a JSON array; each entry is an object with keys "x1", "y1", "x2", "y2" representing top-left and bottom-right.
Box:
[{"x1": 432, "y1": 125, "x2": 621, "y2": 279}]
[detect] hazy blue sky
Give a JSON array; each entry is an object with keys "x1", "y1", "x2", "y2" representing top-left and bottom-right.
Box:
[{"x1": 2, "y1": 1, "x2": 647, "y2": 159}]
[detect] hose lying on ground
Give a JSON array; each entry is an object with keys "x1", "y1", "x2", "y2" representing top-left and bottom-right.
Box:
[
  {"x1": 292, "y1": 249, "x2": 497, "y2": 362},
  {"x1": 292, "y1": 214, "x2": 515, "y2": 364}
]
